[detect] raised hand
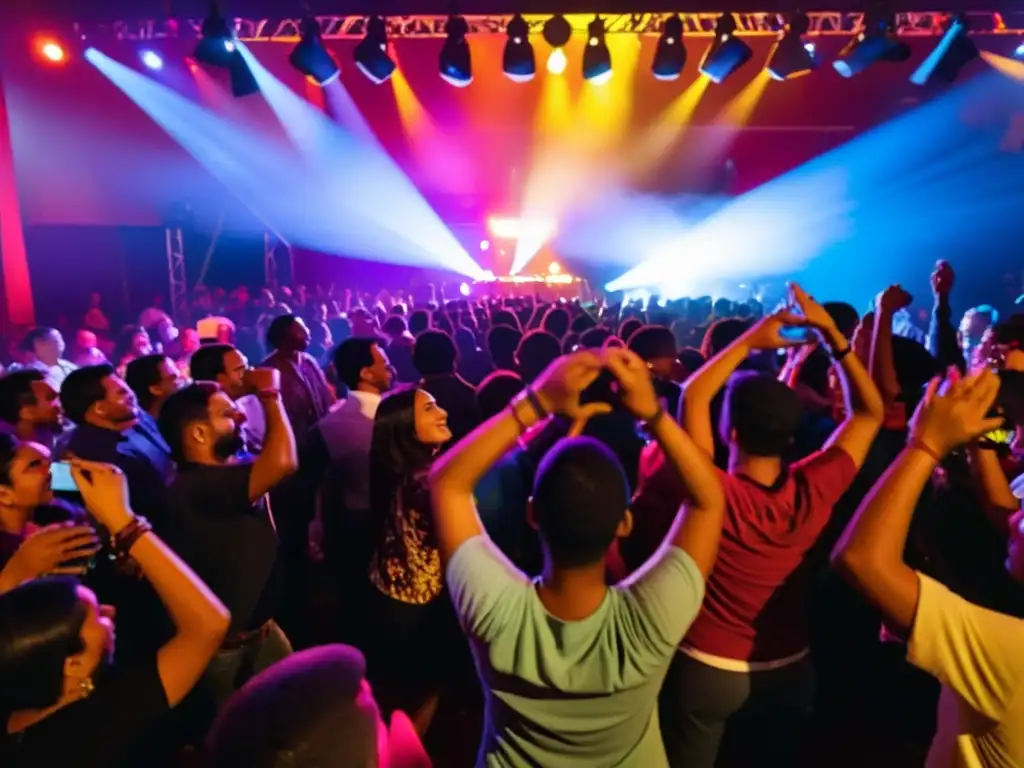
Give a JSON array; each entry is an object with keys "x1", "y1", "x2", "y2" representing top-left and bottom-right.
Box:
[
  {"x1": 603, "y1": 347, "x2": 661, "y2": 421},
  {"x1": 533, "y1": 351, "x2": 610, "y2": 422},
  {"x1": 743, "y1": 310, "x2": 810, "y2": 351},
  {"x1": 787, "y1": 283, "x2": 838, "y2": 333},
  {"x1": 243, "y1": 367, "x2": 281, "y2": 395},
  {"x1": 877, "y1": 284, "x2": 912, "y2": 314},
  {"x1": 6, "y1": 523, "x2": 101, "y2": 582},
  {"x1": 931, "y1": 260, "x2": 955, "y2": 297},
  {"x1": 909, "y1": 368, "x2": 1003, "y2": 458},
  {"x1": 70, "y1": 459, "x2": 135, "y2": 534}
]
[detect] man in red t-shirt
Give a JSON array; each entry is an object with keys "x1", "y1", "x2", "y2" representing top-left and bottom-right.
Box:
[{"x1": 637, "y1": 284, "x2": 884, "y2": 767}]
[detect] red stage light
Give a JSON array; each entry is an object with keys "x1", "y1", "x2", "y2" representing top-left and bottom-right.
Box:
[{"x1": 35, "y1": 37, "x2": 66, "y2": 63}]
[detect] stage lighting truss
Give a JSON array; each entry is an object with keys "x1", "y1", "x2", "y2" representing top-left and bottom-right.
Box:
[
  {"x1": 439, "y1": 15, "x2": 472, "y2": 86},
  {"x1": 652, "y1": 14, "x2": 686, "y2": 81},
  {"x1": 289, "y1": 16, "x2": 341, "y2": 86},
  {"x1": 699, "y1": 13, "x2": 753, "y2": 83},
  {"x1": 583, "y1": 16, "x2": 612, "y2": 83},
  {"x1": 79, "y1": 11, "x2": 1024, "y2": 43},
  {"x1": 833, "y1": 8, "x2": 910, "y2": 78},
  {"x1": 504, "y1": 13, "x2": 535, "y2": 82},
  {"x1": 910, "y1": 15, "x2": 978, "y2": 85},
  {"x1": 766, "y1": 11, "x2": 818, "y2": 80}
]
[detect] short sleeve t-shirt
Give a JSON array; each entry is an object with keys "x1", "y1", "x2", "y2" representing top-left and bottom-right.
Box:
[
  {"x1": 446, "y1": 536, "x2": 705, "y2": 767},
  {"x1": 908, "y1": 572, "x2": 1024, "y2": 768},
  {"x1": 1, "y1": 655, "x2": 169, "y2": 768},
  {"x1": 161, "y1": 462, "x2": 280, "y2": 635}
]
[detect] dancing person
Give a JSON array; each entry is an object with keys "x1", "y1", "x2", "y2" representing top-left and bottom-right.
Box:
[
  {"x1": 643, "y1": 284, "x2": 883, "y2": 767},
  {"x1": 0, "y1": 459, "x2": 229, "y2": 767},
  {"x1": 157, "y1": 372, "x2": 297, "y2": 708},
  {"x1": 428, "y1": 348, "x2": 725, "y2": 766},
  {"x1": 363, "y1": 387, "x2": 455, "y2": 736},
  {"x1": 833, "y1": 368, "x2": 1024, "y2": 767}
]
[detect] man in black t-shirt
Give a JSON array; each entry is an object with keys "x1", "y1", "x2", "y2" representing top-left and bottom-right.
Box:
[{"x1": 157, "y1": 370, "x2": 298, "y2": 708}]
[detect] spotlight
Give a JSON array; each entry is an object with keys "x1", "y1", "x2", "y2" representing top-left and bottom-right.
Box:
[
  {"x1": 459, "y1": 282, "x2": 471, "y2": 297},
  {"x1": 229, "y1": 54, "x2": 259, "y2": 97},
  {"x1": 1016, "y1": 42, "x2": 1024, "y2": 58},
  {"x1": 543, "y1": 14, "x2": 572, "y2": 75},
  {"x1": 195, "y1": 2, "x2": 237, "y2": 68},
  {"x1": 699, "y1": 14, "x2": 752, "y2": 84},
  {"x1": 652, "y1": 15, "x2": 686, "y2": 81},
  {"x1": 38, "y1": 39, "x2": 66, "y2": 63},
  {"x1": 480, "y1": 239, "x2": 491, "y2": 251},
  {"x1": 503, "y1": 14, "x2": 535, "y2": 83},
  {"x1": 354, "y1": 16, "x2": 396, "y2": 84},
  {"x1": 832, "y1": 8, "x2": 910, "y2": 79},
  {"x1": 583, "y1": 16, "x2": 612, "y2": 84},
  {"x1": 289, "y1": 16, "x2": 340, "y2": 86},
  {"x1": 766, "y1": 12, "x2": 817, "y2": 81},
  {"x1": 439, "y1": 15, "x2": 472, "y2": 87},
  {"x1": 910, "y1": 15, "x2": 978, "y2": 86},
  {"x1": 140, "y1": 50, "x2": 164, "y2": 70}
]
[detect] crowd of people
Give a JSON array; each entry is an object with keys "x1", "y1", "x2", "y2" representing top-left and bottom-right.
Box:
[{"x1": 0, "y1": 258, "x2": 1022, "y2": 768}]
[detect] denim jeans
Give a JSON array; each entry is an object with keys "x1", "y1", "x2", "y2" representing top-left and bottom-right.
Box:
[{"x1": 203, "y1": 620, "x2": 293, "y2": 710}]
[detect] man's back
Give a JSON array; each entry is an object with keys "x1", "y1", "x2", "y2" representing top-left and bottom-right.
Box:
[{"x1": 446, "y1": 536, "x2": 705, "y2": 767}]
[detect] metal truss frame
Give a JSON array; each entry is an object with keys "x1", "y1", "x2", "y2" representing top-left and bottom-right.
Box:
[
  {"x1": 263, "y1": 231, "x2": 293, "y2": 289},
  {"x1": 164, "y1": 226, "x2": 189, "y2": 323},
  {"x1": 76, "y1": 11, "x2": 1024, "y2": 42}
]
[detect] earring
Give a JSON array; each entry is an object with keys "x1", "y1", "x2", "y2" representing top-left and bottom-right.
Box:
[{"x1": 77, "y1": 677, "x2": 95, "y2": 698}]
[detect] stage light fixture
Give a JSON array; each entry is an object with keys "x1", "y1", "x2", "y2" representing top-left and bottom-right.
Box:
[
  {"x1": 140, "y1": 50, "x2": 163, "y2": 70},
  {"x1": 354, "y1": 16, "x2": 396, "y2": 84},
  {"x1": 832, "y1": 9, "x2": 910, "y2": 79},
  {"x1": 503, "y1": 14, "x2": 535, "y2": 83},
  {"x1": 480, "y1": 239, "x2": 491, "y2": 251},
  {"x1": 543, "y1": 14, "x2": 572, "y2": 75},
  {"x1": 1016, "y1": 42, "x2": 1024, "y2": 58},
  {"x1": 766, "y1": 12, "x2": 817, "y2": 81},
  {"x1": 289, "y1": 16, "x2": 340, "y2": 86},
  {"x1": 699, "y1": 14, "x2": 752, "y2": 84},
  {"x1": 195, "y1": 2, "x2": 237, "y2": 68},
  {"x1": 38, "y1": 39, "x2": 66, "y2": 63},
  {"x1": 583, "y1": 16, "x2": 612, "y2": 84},
  {"x1": 229, "y1": 53, "x2": 259, "y2": 97},
  {"x1": 910, "y1": 15, "x2": 978, "y2": 86},
  {"x1": 652, "y1": 14, "x2": 686, "y2": 81},
  {"x1": 439, "y1": 15, "x2": 472, "y2": 87}
]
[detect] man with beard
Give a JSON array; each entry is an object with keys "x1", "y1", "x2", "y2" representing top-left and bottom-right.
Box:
[
  {"x1": 157, "y1": 370, "x2": 298, "y2": 708},
  {"x1": 0, "y1": 370, "x2": 65, "y2": 451}
]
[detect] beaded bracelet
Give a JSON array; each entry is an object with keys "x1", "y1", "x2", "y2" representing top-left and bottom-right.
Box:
[{"x1": 111, "y1": 516, "x2": 153, "y2": 558}]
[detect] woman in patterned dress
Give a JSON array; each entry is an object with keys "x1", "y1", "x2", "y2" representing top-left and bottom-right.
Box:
[{"x1": 363, "y1": 386, "x2": 458, "y2": 737}]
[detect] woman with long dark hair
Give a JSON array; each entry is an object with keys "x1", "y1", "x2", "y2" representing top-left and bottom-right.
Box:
[
  {"x1": 0, "y1": 460, "x2": 229, "y2": 767},
  {"x1": 364, "y1": 386, "x2": 455, "y2": 736}
]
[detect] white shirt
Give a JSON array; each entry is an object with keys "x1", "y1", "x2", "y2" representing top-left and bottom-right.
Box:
[
  {"x1": 236, "y1": 394, "x2": 267, "y2": 454},
  {"x1": 317, "y1": 390, "x2": 381, "y2": 515}
]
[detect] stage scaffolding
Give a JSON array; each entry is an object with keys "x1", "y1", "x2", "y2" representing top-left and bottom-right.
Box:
[{"x1": 74, "y1": 11, "x2": 1024, "y2": 43}]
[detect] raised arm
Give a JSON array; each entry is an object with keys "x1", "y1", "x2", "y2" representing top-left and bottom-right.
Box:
[
  {"x1": 790, "y1": 284, "x2": 885, "y2": 469},
  {"x1": 927, "y1": 260, "x2": 965, "y2": 372},
  {"x1": 244, "y1": 368, "x2": 299, "y2": 502},
  {"x1": 429, "y1": 351, "x2": 608, "y2": 563},
  {"x1": 606, "y1": 348, "x2": 725, "y2": 578},
  {"x1": 683, "y1": 310, "x2": 807, "y2": 456},
  {"x1": 71, "y1": 460, "x2": 230, "y2": 707},
  {"x1": 870, "y1": 285, "x2": 912, "y2": 409},
  {"x1": 832, "y1": 370, "x2": 1002, "y2": 631}
]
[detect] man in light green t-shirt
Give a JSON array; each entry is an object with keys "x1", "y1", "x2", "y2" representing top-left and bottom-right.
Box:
[{"x1": 429, "y1": 348, "x2": 726, "y2": 767}]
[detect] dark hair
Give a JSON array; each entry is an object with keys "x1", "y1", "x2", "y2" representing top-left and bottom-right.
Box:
[
  {"x1": 476, "y1": 371, "x2": 524, "y2": 421},
  {"x1": 678, "y1": 347, "x2": 706, "y2": 377},
  {"x1": 487, "y1": 325, "x2": 522, "y2": 371},
  {"x1": 491, "y1": 309, "x2": 521, "y2": 331},
  {"x1": 702, "y1": 318, "x2": 751, "y2": 358},
  {"x1": 627, "y1": 325, "x2": 677, "y2": 361},
  {"x1": 20, "y1": 327, "x2": 60, "y2": 354},
  {"x1": 369, "y1": 388, "x2": 436, "y2": 545},
  {"x1": 124, "y1": 354, "x2": 169, "y2": 413},
  {"x1": 266, "y1": 314, "x2": 301, "y2": 351},
  {"x1": 618, "y1": 318, "x2": 643, "y2": 344},
  {"x1": 796, "y1": 347, "x2": 832, "y2": 398},
  {"x1": 993, "y1": 313, "x2": 1024, "y2": 348},
  {"x1": 157, "y1": 382, "x2": 220, "y2": 463},
  {"x1": 0, "y1": 577, "x2": 87, "y2": 710},
  {"x1": 892, "y1": 336, "x2": 939, "y2": 412},
  {"x1": 382, "y1": 315, "x2": 407, "y2": 338},
  {"x1": 823, "y1": 301, "x2": 860, "y2": 340},
  {"x1": 721, "y1": 372, "x2": 803, "y2": 457},
  {"x1": 0, "y1": 433, "x2": 17, "y2": 485},
  {"x1": 61, "y1": 364, "x2": 116, "y2": 426},
  {"x1": 453, "y1": 327, "x2": 477, "y2": 356},
  {"x1": 333, "y1": 338, "x2": 378, "y2": 391},
  {"x1": 516, "y1": 330, "x2": 561, "y2": 384},
  {"x1": 113, "y1": 325, "x2": 147, "y2": 364},
  {"x1": 206, "y1": 645, "x2": 377, "y2": 768},
  {"x1": 189, "y1": 344, "x2": 235, "y2": 383},
  {"x1": 579, "y1": 327, "x2": 613, "y2": 350},
  {"x1": 532, "y1": 438, "x2": 629, "y2": 568},
  {"x1": 407, "y1": 309, "x2": 431, "y2": 336},
  {"x1": 0, "y1": 370, "x2": 45, "y2": 424},
  {"x1": 542, "y1": 307, "x2": 571, "y2": 340},
  {"x1": 413, "y1": 331, "x2": 457, "y2": 377}
]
